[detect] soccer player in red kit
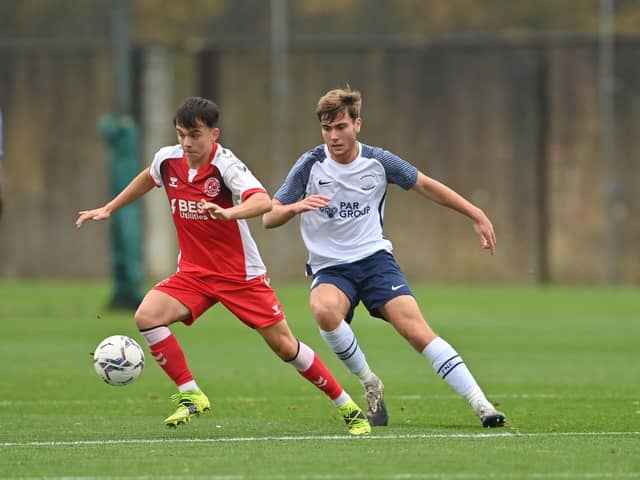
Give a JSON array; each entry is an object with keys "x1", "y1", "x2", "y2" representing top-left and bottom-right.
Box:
[{"x1": 76, "y1": 97, "x2": 371, "y2": 435}]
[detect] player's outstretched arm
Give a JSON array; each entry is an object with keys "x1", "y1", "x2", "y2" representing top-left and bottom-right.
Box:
[
  {"x1": 262, "y1": 195, "x2": 330, "y2": 229},
  {"x1": 412, "y1": 172, "x2": 496, "y2": 255},
  {"x1": 76, "y1": 169, "x2": 155, "y2": 228}
]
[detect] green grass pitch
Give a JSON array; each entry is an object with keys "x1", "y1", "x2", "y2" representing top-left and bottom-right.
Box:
[{"x1": 0, "y1": 281, "x2": 638, "y2": 479}]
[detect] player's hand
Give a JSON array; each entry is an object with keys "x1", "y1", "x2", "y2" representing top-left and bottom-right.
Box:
[
  {"x1": 296, "y1": 194, "x2": 331, "y2": 213},
  {"x1": 76, "y1": 207, "x2": 111, "y2": 228},
  {"x1": 473, "y1": 215, "x2": 496, "y2": 256},
  {"x1": 200, "y1": 198, "x2": 233, "y2": 220}
]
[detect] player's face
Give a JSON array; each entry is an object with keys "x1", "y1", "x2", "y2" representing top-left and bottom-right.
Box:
[
  {"x1": 320, "y1": 110, "x2": 362, "y2": 164},
  {"x1": 176, "y1": 120, "x2": 220, "y2": 166}
]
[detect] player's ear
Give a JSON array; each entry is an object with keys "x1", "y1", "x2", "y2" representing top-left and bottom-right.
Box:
[
  {"x1": 212, "y1": 127, "x2": 221, "y2": 141},
  {"x1": 354, "y1": 117, "x2": 362, "y2": 133}
]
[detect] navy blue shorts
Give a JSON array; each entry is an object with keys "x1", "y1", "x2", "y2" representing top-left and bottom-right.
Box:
[{"x1": 310, "y1": 250, "x2": 414, "y2": 323}]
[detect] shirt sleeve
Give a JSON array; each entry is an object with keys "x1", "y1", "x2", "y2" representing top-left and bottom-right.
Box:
[
  {"x1": 369, "y1": 146, "x2": 419, "y2": 190},
  {"x1": 216, "y1": 148, "x2": 266, "y2": 199},
  {"x1": 149, "y1": 145, "x2": 183, "y2": 187},
  {"x1": 273, "y1": 149, "x2": 319, "y2": 204}
]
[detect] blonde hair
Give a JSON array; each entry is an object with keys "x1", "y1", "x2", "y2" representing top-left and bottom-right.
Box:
[{"x1": 316, "y1": 88, "x2": 362, "y2": 123}]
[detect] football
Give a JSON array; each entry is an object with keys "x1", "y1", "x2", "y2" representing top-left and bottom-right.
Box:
[{"x1": 93, "y1": 335, "x2": 145, "y2": 386}]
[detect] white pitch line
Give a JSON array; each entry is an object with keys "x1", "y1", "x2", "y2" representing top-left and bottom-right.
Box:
[{"x1": 1, "y1": 431, "x2": 638, "y2": 448}]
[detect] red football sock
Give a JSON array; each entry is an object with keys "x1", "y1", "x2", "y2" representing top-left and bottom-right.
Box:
[
  {"x1": 297, "y1": 353, "x2": 344, "y2": 401},
  {"x1": 149, "y1": 334, "x2": 194, "y2": 387}
]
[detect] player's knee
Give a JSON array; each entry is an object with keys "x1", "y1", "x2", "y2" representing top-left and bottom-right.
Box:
[
  {"x1": 309, "y1": 298, "x2": 341, "y2": 325},
  {"x1": 134, "y1": 306, "x2": 160, "y2": 330}
]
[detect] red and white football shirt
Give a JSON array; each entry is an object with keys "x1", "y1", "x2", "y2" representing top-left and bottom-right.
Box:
[{"x1": 149, "y1": 142, "x2": 267, "y2": 280}]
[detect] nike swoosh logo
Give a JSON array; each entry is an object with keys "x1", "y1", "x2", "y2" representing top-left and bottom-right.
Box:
[
  {"x1": 318, "y1": 180, "x2": 333, "y2": 185},
  {"x1": 391, "y1": 284, "x2": 405, "y2": 291}
]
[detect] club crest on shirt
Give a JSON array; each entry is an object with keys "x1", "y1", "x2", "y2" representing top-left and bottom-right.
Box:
[
  {"x1": 360, "y1": 174, "x2": 377, "y2": 191},
  {"x1": 204, "y1": 177, "x2": 221, "y2": 197},
  {"x1": 168, "y1": 177, "x2": 178, "y2": 188},
  {"x1": 318, "y1": 206, "x2": 338, "y2": 218}
]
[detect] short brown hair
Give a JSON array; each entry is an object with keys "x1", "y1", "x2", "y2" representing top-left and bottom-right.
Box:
[
  {"x1": 316, "y1": 88, "x2": 362, "y2": 123},
  {"x1": 174, "y1": 97, "x2": 220, "y2": 129}
]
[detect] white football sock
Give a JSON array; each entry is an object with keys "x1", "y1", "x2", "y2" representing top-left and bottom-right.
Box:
[
  {"x1": 421, "y1": 336, "x2": 489, "y2": 406},
  {"x1": 178, "y1": 380, "x2": 199, "y2": 393},
  {"x1": 286, "y1": 341, "x2": 315, "y2": 371},
  {"x1": 140, "y1": 325, "x2": 171, "y2": 346},
  {"x1": 320, "y1": 320, "x2": 376, "y2": 385},
  {"x1": 332, "y1": 391, "x2": 352, "y2": 407}
]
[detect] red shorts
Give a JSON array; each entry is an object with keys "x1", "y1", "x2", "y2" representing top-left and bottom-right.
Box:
[{"x1": 153, "y1": 271, "x2": 285, "y2": 329}]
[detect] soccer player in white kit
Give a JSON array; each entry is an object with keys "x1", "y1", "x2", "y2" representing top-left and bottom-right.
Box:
[
  {"x1": 263, "y1": 88, "x2": 506, "y2": 428},
  {"x1": 76, "y1": 97, "x2": 371, "y2": 435}
]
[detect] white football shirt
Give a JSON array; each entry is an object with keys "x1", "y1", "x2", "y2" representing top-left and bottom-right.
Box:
[{"x1": 274, "y1": 142, "x2": 418, "y2": 274}]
